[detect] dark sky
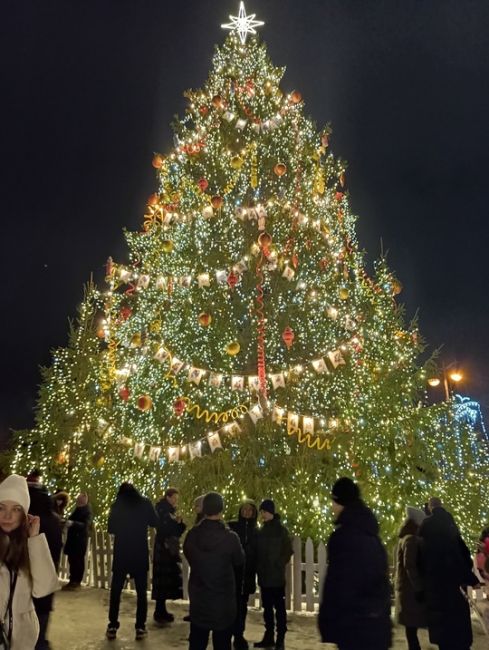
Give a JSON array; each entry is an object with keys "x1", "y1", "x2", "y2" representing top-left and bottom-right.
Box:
[{"x1": 2, "y1": 0, "x2": 489, "y2": 443}]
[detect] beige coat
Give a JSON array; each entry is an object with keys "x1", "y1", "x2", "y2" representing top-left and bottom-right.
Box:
[{"x1": 0, "y1": 533, "x2": 60, "y2": 650}]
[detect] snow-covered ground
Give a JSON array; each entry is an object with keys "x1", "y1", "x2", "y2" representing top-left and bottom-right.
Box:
[{"x1": 48, "y1": 587, "x2": 487, "y2": 649}]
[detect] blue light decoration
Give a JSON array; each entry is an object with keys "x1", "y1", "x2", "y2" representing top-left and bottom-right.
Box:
[{"x1": 453, "y1": 394, "x2": 488, "y2": 441}]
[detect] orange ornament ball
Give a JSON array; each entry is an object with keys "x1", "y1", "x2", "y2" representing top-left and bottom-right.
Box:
[
  {"x1": 258, "y1": 231, "x2": 273, "y2": 250},
  {"x1": 152, "y1": 153, "x2": 165, "y2": 169},
  {"x1": 290, "y1": 90, "x2": 302, "y2": 104},
  {"x1": 147, "y1": 193, "x2": 159, "y2": 206},
  {"x1": 212, "y1": 95, "x2": 224, "y2": 109},
  {"x1": 211, "y1": 195, "x2": 224, "y2": 209},
  {"x1": 96, "y1": 327, "x2": 105, "y2": 339},
  {"x1": 392, "y1": 279, "x2": 403, "y2": 296},
  {"x1": 274, "y1": 163, "x2": 287, "y2": 177},
  {"x1": 137, "y1": 395, "x2": 153, "y2": 412},
  {"x1": 198, "y1": 312, "x2": 212, "y2": 327}
]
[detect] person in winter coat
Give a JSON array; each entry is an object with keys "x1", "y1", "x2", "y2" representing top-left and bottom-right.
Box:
[
  {"x1": 183, "y1": 492, "x2": 245, "y2": 650},
  {"x1": 52, "y1": 491, "x2": 69, "y2": 523},
  {"x1": 252, "y1": 499, "x2": 292, "y2": 650},
  {"x1": 152, "y1": 487, "x2": 187, "y2": 623},
  {"x1": 228, "y1": 500, "x2": 258, "y2": 650},
  {"x1": 62, "y1": 492, "x2": 92, "y2": 590},
  {"x1": 0, "y1": 474, "x2": 59, "y2": 650},
  {"x1": 318, "y1": 477, "x2": 391, "y2": 650},
  {"x1": 28, "y1": 482, "x2": 63, "y2": 650},
  {"x1": 418, "y1": 497, "x2": 479, "y2": 650},
  {"x1": 194, "y1": 495, "x2": 205, "y2": 525},
  {"x1": 395, "y1": 507, "x2": 428, "y2": 650},
  {"x1": 106, "y1": 483, "x2": 158, "y2": 641},
  {"x1": 475, "y1": 526, "x2": 489, "y2": 584}
]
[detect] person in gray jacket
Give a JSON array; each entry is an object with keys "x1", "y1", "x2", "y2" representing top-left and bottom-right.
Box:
[{"x1": 183, "y1": 492, "x2": 244, "y2": 650}]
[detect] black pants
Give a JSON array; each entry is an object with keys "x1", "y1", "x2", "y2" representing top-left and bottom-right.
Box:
[
  {"x1": 109, "y1": 570, "x2": 148, "y2": 629},
  {"x1": 233, "y1": 593, "x2": 249, "y2": 638},
  {"x1": 338, "y1": 646, "x2": 390, "y2": 650},
  {"x1": 35, "y1": 612, "x2": 50, "y2": 650},
  {"x1": 189, "y1": 623, "x2": 233, "y2": 650},
  {"x1": 438, "y1": 646, "x2": 471, "y2": 650},
  {"x1": 67, "y1": 553, "x2": 85, "y2": 584},
  {"x1": 405, "y1": 626, "x2": 421, "y2": 650},
  {"x1": 261, "y1": 586, "x2": 287, "y2": 638}
]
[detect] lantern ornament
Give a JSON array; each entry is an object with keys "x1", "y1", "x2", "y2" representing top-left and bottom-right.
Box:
[{"x1": 282, "y1": 326, "x2": 295, "y2": 349}]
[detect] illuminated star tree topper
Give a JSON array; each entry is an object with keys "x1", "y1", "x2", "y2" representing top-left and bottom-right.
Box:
[{"x1": 221, "y1": 1, "x2": 265, "y2": 44}]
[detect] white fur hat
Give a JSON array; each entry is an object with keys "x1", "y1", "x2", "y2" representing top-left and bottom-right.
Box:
[
  {"x1": 406, "y1": 505, "x2": 426, "y2": 527},
  {"x1": 0, "y1": 474, "x2": 30, "y2": 513}
]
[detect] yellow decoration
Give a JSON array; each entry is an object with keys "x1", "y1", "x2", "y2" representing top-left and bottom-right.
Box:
[
  {"x1": 149, "y1": 320, "x2": 162, "y2": 333},
  {"x1": 230, "y1": 155, "x2": 244, "y2": 170},
  {"x1": 181, "y1": 396, "x2": 248, "y2": 425},
  {"x1": 162, "y1": 239, "x2": 174, "y2": 253},
  {"x1": 339, "y1": 287, "x2": 349, "y2": 300},
  {"x1": 287, "y1": 422, "x2": 333, "y2": 451},
  {"x1": 250, "y1": 144, "x2": 258, "y2": 189},
  {"x1": 130, "y1": 333, "x2": 142, "y2": 348},
  {"x1": 226, "y1": 341, "x2": 241, "y2": 356}
]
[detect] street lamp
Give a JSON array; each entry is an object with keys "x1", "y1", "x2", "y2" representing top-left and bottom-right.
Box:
[{"x1": 427, "y1": 367, "x2": 463, "y2": 401}]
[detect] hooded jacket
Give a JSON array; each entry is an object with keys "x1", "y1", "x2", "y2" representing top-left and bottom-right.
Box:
[
  {"x1": 152, "y1": 498, "x2": 187, "y2": 600},
  {"x1": 252, "y1": 513, "x2": 292, "y2": 589},
  {"x1": 318, "y1": 501, "x2": 391, "y2": 648},
  {"x1": 228, "y1": 500, "x2": 258, "y2": 595},
  {"x1": 183, "y1": 518, "x2": 244, "y2": 630},
  {"x1": 63, "y1": 504, "x2": 92, "y2": 556}
]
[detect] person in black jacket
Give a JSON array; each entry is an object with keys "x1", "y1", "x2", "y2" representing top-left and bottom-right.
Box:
[
  {"x1": 183, "y1": 492, "x2": 244, "y2": 650},
  {"x1": 106, "y1": 483, "x2": 158, "y2": 641},
  {"x1": 318, "y1": 477, "x2": 391, "y2": 650},
  {"x1": 252, "y1": 499, "x2": 292, "y2": 650},
  {"x1": 152, "y1": 487, "x2": 187, "y2": 624},
  {"x1": 62, "y1": 492, "x2": 92, "y2": 590},
  {"x1": 28, "y1": 480, "x2": 63, "y2": 650},
  {"x1": 228, "y1": 500, "x2": 258, "y2": 650},
  {"x1": 418, "y1": 497, "x2": 479, "y2": 650}
]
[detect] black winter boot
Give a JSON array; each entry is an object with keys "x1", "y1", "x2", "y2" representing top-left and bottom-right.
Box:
[
  {"x1": 274, "y1": 636, "x2": 285, "y2": 650},
  {"x1": 254, "y1": 632, "x2": 275, "y2": 649}
]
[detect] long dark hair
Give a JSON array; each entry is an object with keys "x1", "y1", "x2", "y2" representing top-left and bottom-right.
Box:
[
  {"x1": 398, "y1": 517, "x2": 420, "y2": 538},
  {"x1": 0, "y1": 514, "x2": 30, "y2": 573}
]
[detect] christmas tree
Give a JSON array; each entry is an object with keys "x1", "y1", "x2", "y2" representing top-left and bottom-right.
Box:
[{"x1": 8, "y1": 5, "x2": 489, "y2": 543}]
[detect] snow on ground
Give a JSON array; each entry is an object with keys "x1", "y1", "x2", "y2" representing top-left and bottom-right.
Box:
[{"x1": 48, "y1": 587, "x2": 487, "y2": 649}]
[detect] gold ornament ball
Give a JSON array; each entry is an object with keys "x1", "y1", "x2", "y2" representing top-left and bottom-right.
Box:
[
  {"x1": 95, "y1": 455, "x2": 105, "y2": 468},
  {"x1": 339, "y1": 287, "x2": 349, "y2": 300},
  {"x1": 198, "y1": 312, "x2": 212, "y2": 327},
  {"x1": 290, "y1": 90, "x2": 302, "y2": 104},
  {"x1": 392, "y1": 279, "x2": 403, "y2": 295},
  {"x1": 274, "y1": 163, "x2": 287, "y2": 177},
  {"x1": 137, "y1": 395, "x2": 153, "y2": 411},
  {"x1": 230, "y1": 155, "x2": 244, "y2": 170},
  {"x1": 226, "y1": 341, "x2": 241, "y2": 356},
  {"x1": 162, "y1": 239, "x2": 174, "y2": 253},
  {"x1": 130, "y1": 333, "x2": 142, "y2": 348}
]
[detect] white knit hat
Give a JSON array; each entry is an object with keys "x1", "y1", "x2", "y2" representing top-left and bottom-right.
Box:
[
  {"x1": 406, "y1": 505, "x2": 426, "y2": 527},
  {"x1": 0, "y1": 474, "x2": 30, "y2": 513}
]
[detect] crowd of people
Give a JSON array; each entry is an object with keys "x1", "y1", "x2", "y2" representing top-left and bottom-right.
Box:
[{"x1": 0, "y1": 470, "x2": 487, "y2": 650}]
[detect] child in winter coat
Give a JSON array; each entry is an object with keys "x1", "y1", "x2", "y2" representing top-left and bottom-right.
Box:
[{"x1": 0, "y1": 474, "x2": 59, "y2": 650}]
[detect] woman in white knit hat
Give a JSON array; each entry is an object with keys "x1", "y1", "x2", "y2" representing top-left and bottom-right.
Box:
[{"x1": 0, "y1": 473, "x2": 59, "y2": 649}]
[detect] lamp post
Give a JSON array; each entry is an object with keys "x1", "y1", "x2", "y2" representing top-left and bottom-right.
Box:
[{"x1": 427, "y1": 366, "x2": 463, "y2": 401}]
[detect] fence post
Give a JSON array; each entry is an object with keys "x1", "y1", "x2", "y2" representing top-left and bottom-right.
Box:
[
  {"x1": 305, "y1": 538, "x2": 315, "y2": 612},
  {"x1": 317, "y1": 541, "x2": 327, "y2": 604},
  {"x1": 292, "y1": 536, "x2": 302, "y2": 612}
]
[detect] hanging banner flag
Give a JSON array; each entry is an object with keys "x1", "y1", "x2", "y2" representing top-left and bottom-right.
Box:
[
  {"x1": 282, "y1": 266, "x2": 295, "y2": 281},
  {"x1": 231, "y1": 375, "x2": 245, "y2": 391},
  {"x1": 119, "y1": 269, "x2": 132, "y2": 283},
  {"x1": 328, "y1": 349, "x2": 346, "y2": 369},
  {"x1": 189, "y1": 441, "x2": 202, "y2": 459},
  {"x1": 208, "y1": 432, "x2": 222, "y2": 453},
  {"x1": 134, "y1": 442, "x2": 145, "y2": 459},
  {"x1": 312, "y1": 358, "x2": 328, "y2": 374},
  {"x1": 272, "y1": 405, "x2": 285, "y2": 424},
  {"x1": 287, "y1": 412, "x2": 299, "y2": 432},
  {"x1": 209, "y1": 372, "x2": 223, "y2": 388},
  {"x1": 155, "y1": 275, "x2": 167, "y2": 290},
  {"x1": 149, "y1": 446, "x2": 161, "y2": 462},
  {"x1": 188, "y1": 367, "x2": 205, "y2": 385},
  {"x1": 171, "y1": 357, "x2": 184, "y2": 374},
  {"x1": 271, "y1": 372, "x2": 286, "y2": 390},
  {"x1": 344, "y1": 316, "x2": 357, "y2": 332},
  {"x1": 249, "y1": 404, "x2": 264, "y2": 424},
  {"x1": 137, "y1": 274, "x2": 150, "y2": 289},
  {"x1": 303, "y1": 416, "x2": 315, "y2": 435},
  {"x1": 215, "y1": 270, "x2": 227, "y2": 284},
  {"x1": 154, "y1": 347, "x2": 169, "y2": 363},
  {"x1": 168, "y1": 447, "x2": 180, "y2": 463},
  {"x1": 248, "y1": 376, "x2": 260, "y2": 392}
]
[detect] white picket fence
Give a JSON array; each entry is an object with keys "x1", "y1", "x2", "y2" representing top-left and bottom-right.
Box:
[{"x1": 59, "y1": 529, "x2": 327, "y2": 612}]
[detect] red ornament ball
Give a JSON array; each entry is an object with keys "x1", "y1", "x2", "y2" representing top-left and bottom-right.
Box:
[
  {"x1": 174, "y1": 398, "x2": 187, "y2": 417},
  {"x1": 290, "y1": 90, "x2": 302, "y2": 104},
  {"x1": 198, "y1": 178, "x2": 209, "y2": 192},
  {"x1": 137, "y1": 395, "x2": 153, "y2": 411},
  {"x1": 282, "y1": 326, "x2": 295, "y2": 350},
  {"x1": 199, "y1": 105, "x2": 209, "y2": 116},
  {"x1": 119, "y1": 386, "x2": 130, "y2": 401},
  {"x1": 211, "y1": 195, "x2": 223, "y2": 209},
  {"x1": 120, "y1": 306, "x2": 132, "y2": 321},
  {"x1": 227, "y1": 271, "x2": 239, "y2": 290}
]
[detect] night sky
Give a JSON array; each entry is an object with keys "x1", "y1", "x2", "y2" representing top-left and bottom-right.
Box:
[{"x1": 2, "y1": 0, "x2": 489, "y2": 444}]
